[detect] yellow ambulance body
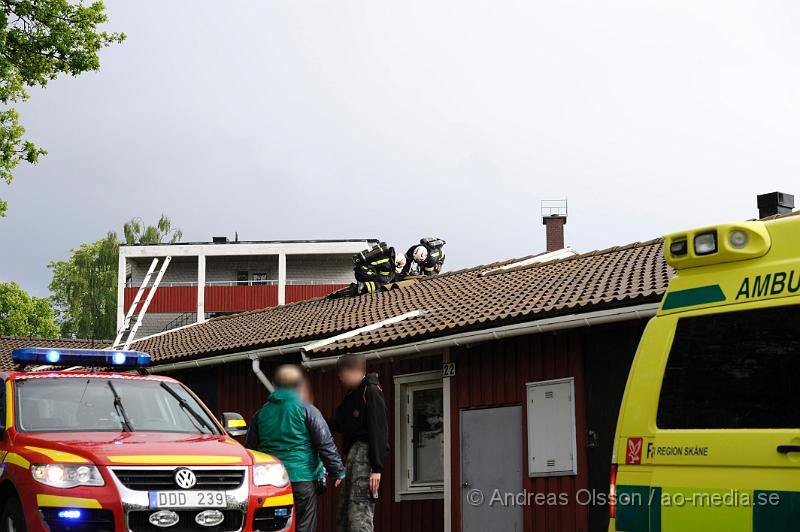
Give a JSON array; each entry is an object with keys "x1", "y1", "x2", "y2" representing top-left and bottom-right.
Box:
[{"x1": 609, "y1": 213, "x2": 800, "y2": 532}]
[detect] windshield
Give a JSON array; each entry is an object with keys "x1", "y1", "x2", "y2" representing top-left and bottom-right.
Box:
[{"x1": 14, "y1": 378, "x2": 221, "y2": 435}]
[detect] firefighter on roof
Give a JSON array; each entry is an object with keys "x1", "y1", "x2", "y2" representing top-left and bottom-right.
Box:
[
  {"x1": 399, "y1": 237, "x2": 446, "y2": 278},
  {"x1": 352, "y1": 242, "x2": 396, "y2": 294}
]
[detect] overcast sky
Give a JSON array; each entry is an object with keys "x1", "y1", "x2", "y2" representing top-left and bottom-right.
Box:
[{"x1": 1, "y1": 0, "x2": 799, "y2": 297}]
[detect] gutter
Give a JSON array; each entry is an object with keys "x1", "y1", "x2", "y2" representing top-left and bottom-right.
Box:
[
  {"x1": 302, "y1": 302, "x2": 660, "y2": 369},
  {"x1": 145, "y1": 341, "x2": 308, "y2": 374},
  {"x1": 146, "y1": 302, "x2": 659, "y2": 374}
]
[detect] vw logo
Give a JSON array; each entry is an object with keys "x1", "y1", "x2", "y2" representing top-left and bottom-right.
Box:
[{"x1": 174, "y1": 468, "x2": 197, "y2": 489}]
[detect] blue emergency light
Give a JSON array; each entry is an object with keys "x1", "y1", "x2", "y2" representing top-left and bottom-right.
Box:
[
  {"x1": 57, "y1": 510, "x2": 82, "y2": 519},
  {"x1": 11, "y1": 348, "x2": 151, "y2": 368}
]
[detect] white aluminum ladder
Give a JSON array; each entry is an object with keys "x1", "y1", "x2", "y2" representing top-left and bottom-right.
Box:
[{"x1": 112, "y1": 256, "x2": 172, "y2": 349}]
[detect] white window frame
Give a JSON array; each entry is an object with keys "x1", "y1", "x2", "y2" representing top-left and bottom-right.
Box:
[{"x1": 394, "y1": 370, "x2": 445, "y2": 501}]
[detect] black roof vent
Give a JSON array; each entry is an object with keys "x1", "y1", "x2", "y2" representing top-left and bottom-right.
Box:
[
  {"x1": 212, "y1": 236, "x2": 229, "y2": 244},
  {"x1": 757, "y1": 192, "x2": 794, "y2": 219}
]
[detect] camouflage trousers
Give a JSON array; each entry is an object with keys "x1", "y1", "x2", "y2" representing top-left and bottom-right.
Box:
[{"x1": 337, "y1": 442, "x2": 375, "y2": 532}]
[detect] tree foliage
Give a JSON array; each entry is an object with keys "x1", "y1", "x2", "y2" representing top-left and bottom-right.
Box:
[
  {"x1": 0, "y1": 281, "x2": 60, "y2": 337},
  {"x1": 48, "y1": 215, "x2": 182, "y2": 339},
  {"x1": 48, "y1": 231, "x2": 118, "y2": 338},
  {"x1": 123, "y1": 214, "x2": 183, "y2": 245},
  {"x1": 0, "y1": 0, "x2": 124, "y2": 217}
]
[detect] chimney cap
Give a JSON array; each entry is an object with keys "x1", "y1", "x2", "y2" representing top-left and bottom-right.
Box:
[{"x1": 541, "y1": 199, "x2": 568, "y2": 219}]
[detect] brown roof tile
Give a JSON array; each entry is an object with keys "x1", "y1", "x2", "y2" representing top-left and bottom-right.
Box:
[
  {"x1": 132, "y1": 239, "x2": 673, "y2": 363},
  {"x1": 0, "y1": 337, "x2": 111, "y2": 372}
]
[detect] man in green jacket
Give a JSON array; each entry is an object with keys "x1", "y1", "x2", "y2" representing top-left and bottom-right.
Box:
[{"x1": 245, "y1": 365, "x2": 345, "y2": 532}]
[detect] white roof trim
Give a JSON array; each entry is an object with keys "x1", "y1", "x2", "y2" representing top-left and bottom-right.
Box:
[
  {"x1": 302, "y1": 310, "x2": 427, "y2": 352},
  {"x1": 480, "y1": 247, "x2": 579, "y2": 276}
]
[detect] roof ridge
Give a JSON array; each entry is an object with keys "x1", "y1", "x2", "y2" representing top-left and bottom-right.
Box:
[
  {"x1": 756, "y1": 209, "x2": 800, "y2": 222},
  {"x1": 483, "y1": 238, "x2": 664, "y2": 277}
]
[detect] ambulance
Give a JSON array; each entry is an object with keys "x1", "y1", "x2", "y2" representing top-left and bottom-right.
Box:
[
  {"x1": 609, "y1": 213, "x2": 800, "y2": 532},
  {"x1": 0, "y1": 348, "x2": 294, "y2": 532}
]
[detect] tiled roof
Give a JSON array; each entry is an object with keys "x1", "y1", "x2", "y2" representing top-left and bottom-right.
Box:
[
  {"x1": 132, "y1": 239, "x2": 673, "y2": 364},
  {"x1": 0, "y1": 337, "x2": 111, "y2": 372}
]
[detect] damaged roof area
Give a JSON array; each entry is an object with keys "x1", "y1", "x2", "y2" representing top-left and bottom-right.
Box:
[{"x1": 131, "y1": 238, "x2": 673, "y2": 365}]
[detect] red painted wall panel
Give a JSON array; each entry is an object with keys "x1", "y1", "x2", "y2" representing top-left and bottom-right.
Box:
[
  {"x1": 123, "y1": 287, "x2": 197, "y2": 313},
  {"x1": 285, "y1": 284, "x2": 348, "y2": 303},
  {"x1": 204, "y1": 286, "x2": 278, "y2": 312},
  {"x1": 124, "y1": 285, "x2": 344, "y2": 315},
  {"x1": 450, "y1": 332, "x2": 590, "y2": 532}
]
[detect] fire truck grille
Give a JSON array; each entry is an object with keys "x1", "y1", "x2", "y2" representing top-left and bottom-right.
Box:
[{"x1": 113, "y1": 468, "x2": 246, "y2": 491}]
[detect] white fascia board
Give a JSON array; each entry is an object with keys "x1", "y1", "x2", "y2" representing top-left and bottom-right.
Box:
[{"x1": 118, "y1": 241, "x2": 374, "y2": 259}]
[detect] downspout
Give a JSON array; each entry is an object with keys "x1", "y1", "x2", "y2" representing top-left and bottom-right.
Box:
[{"x1": 251, "y1": 357, "x2": 274, "y2": 393}]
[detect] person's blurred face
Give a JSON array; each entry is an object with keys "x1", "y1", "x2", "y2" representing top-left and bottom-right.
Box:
[
  {"x1": 297, "y1": 379, "x2": 312, "y2": 402},
  {"x1": 338, "y1": 367, "x2": 365, "y2": 390}
]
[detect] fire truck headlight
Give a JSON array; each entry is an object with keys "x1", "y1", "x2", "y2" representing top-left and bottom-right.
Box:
[
  {"x1": 31, "y1": 464, "x2": 104, "y2": 488},
  {"x1": 253, "y1": 463, "x2": 289, "y2": 488}
]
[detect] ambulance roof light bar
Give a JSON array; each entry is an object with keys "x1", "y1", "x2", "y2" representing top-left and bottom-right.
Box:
[
  {"x1": 11, "y1": 348, "x2": 151, "y2": 369},
  {"x1": 664, "y1": 221, "x2": 771, "y2": 270}
]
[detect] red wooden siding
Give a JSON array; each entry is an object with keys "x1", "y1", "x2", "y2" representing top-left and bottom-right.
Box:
[
  {"x1": 285, "y1": 284, "x2": 348, "y2": 303},
  {"x1": 204, "y1": 286, "x2": 278, "y2": 312},
  {"x1": 125, "y1": 285, "x2": 344, "y2": 314},
  {"x1": 450, "y1": 332, "x2": 589, "y2": 532},
  {"x1": 123, "y1": 287, "x2": 197, "y2": 313}
]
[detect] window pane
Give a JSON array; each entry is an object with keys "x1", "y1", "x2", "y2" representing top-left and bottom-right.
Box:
[
  {"x1": 412, "y1": 387, "x2": 444, "y2": 483},
  {"x1": 657, "y1": 305, "x2": 800, "y2": 429}
]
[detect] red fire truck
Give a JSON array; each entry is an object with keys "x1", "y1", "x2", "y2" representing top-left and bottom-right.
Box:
[{"x1": 0, "y1": 347, "x2": 294, "y2": 532}]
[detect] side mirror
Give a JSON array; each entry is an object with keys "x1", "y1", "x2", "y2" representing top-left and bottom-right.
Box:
[{"x1": 221, "y1": 412, "x2": 247, "y2": 437}]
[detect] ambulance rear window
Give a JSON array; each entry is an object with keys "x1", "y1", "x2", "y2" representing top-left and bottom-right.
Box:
[{"x1": 657, "y1": 304, "x2": 800, "y2": 429}]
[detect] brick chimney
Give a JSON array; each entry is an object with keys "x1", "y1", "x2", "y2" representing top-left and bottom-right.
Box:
[
  {"x1": 543, "y1": 215, "x2": 566, "y2": 251},
  {"x1": 541, "y1": 199, "x2": 567, "y2": 252}
]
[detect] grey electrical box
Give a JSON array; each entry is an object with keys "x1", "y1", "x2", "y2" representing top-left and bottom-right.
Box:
[{"x1": 526, "y1": 377, "x2": 577, "y2": 477}]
